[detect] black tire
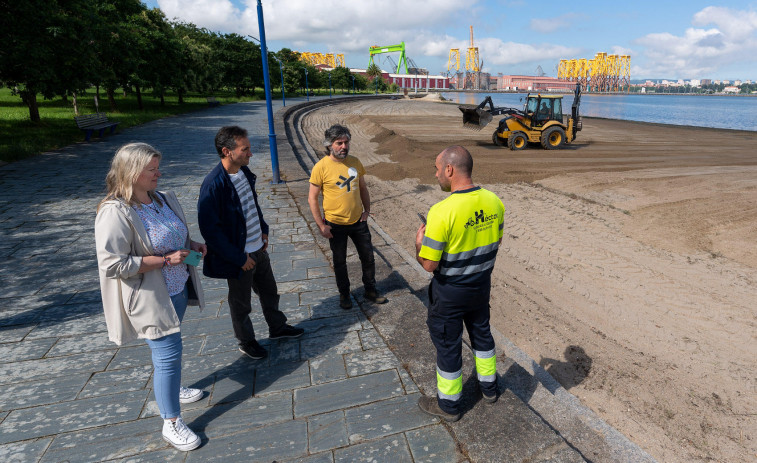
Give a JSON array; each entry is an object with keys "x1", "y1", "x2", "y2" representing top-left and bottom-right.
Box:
[
  {"x1": 508, "y1": 131, "x2": 528, "y2": 150},
  {"x1": 541, "y1": 126, "x2": 566, "y2": 150},
  {"x1": 492, "y1": 130, "x2": 506, "y2": 147}
]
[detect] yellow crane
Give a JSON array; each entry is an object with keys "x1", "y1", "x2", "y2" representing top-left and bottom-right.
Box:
[{"x1": 465, "y1": 26, "x2": 480, "y2": 72}]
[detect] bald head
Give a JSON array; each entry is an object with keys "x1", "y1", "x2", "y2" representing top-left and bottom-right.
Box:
[{"x1": 439, "y1": 145, "x2": 473, "y2": 178}]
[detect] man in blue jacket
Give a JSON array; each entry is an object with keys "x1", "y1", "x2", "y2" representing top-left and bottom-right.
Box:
[{"x1": 198, "y1": 126, "x2": 303, "y2": 360}]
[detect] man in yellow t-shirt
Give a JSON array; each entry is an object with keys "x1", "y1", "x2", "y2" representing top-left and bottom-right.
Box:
[
  {"x1": 415, "y1": 145, "x2": 505, "y2": 422},
  {"x1": 308, "y1": 124, "x2": 388, "y2": 310}
]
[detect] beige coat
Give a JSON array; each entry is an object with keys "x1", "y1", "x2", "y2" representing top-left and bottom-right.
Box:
[{"x1": 95, "y1": 191, "x2": 204, "y2": 345}]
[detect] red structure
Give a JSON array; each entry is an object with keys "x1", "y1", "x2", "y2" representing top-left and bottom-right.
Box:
[
  {"x1": 349, "y1": 68, "x2": 450, "y2": 90},
  {"x1": 495, "y1": 75, "x2": 575, "y2": 91}
]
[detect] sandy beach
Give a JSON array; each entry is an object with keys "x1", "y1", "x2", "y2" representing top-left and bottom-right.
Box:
[{"x1": 298, "y1": 96, "x2": 757, "y2": 463}]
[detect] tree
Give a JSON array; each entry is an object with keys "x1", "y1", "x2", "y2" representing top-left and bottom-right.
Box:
[
  {"x1": 91, "y1": 0, "x2": 147, "y2": 111},
  {"x1": 366, "y1": 62, "x2": 383, "y2": 80},
  {"x1": 133, "y1": 8, "x2": 180, "y2": 105},
  {"x1": 0, "y1": 0, "x2": 98, "y2": 121},
  {"x1": 214, "y1": 33, "x2": 260, "y2": 96},
  {"x1": 330, "y1": 66, "x2": 351, "y2": 93},
  {"x1": 353, "y1": 74, "x2": 368, "y2": 91}
]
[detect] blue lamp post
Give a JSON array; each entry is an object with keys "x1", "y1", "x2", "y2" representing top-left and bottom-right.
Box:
[
  {"x1": 375, "y1": 76, "x2": 379, "y2": 95},
  {"x1": 303, "y1": 68, "x2": 309, "y2": 101},
  {"x1": 351, "y1": 74, "x2": 355, "y2": 94},
  {"x1": 249, "y1": 1, "x2": 282, "y2": 184}
]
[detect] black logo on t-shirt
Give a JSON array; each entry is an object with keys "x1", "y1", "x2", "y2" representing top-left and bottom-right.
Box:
[
  {"x1": 464, "y1": 209, "x2": 497, "y2": 230},
  {"x1": 336, "y1": 174, "x2": 355, "y2": 192}
]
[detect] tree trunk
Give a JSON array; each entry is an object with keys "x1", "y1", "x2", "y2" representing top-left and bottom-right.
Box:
[
  {"x1": 72, "y1": 92, "x2": 79, "y2": 116},
  {"x1": 107, "y1": 88, "x2": 118, "y2": 112},
  {"x1": 21, "y1": 90, "x2": 40, "y2": 122},
  {"x1": 135, "y1": 85, "x2": 143, "y2": 110},
  {"x1": 178, "y1": 87, "x2": 184, "y2": 104},
  {"x1": 160, "y1": 91, "x2": 165, "y2": 106}
]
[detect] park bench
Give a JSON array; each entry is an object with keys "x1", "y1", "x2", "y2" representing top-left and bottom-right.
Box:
[
  {"x1": 74, "y1": 113, "x2": 120, "y2": 142},
  {"x1": 207, "y1": 96, "x2": 220, "y2": 107}
]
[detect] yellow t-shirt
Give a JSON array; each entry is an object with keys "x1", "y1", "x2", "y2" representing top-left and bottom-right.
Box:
[{"x1": 310, "y1": 155, "x2": 367, "y2": 225}]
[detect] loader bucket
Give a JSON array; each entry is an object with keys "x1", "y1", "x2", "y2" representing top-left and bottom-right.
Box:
[{"x1": 459, "y1": 106, "x2": 493, "y2": 130}]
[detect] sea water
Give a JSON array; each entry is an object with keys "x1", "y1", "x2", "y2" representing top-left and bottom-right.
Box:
[{"x1": 441, "y1": 92, "x2": 757, "y2": 132}]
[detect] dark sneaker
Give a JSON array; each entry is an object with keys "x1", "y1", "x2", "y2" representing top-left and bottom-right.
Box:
[
  {"x1": 238, "y1": 342, "x2": 268, "y2": 359},
  {"x1": 417, "y1": 395, "x2": 460, "y2": 422},
  {"x1": 339, "y1": 293, "x2": 353, "y2": 310},
  {"x1": 269, "y1": 325, "x2": 305, "y2": 339},
  {"x1": 364, "y1": 290, "x2": 387, "y2": 304}
]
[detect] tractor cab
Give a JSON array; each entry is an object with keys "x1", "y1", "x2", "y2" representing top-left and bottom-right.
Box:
[{"x1": 525, "y1": 95, "x2": 563, "y2": 126}]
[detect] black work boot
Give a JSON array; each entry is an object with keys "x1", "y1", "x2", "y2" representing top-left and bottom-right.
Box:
[{"x1": 417, "y1": 395, "x2": 460, "y2": 422}]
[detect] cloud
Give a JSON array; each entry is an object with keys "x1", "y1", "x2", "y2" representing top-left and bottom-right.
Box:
[
  {"x1": 529, "y1": 13, "x2": 580, "y2": 34},
  {"x1": 634, "y1": 6, "x2": 757, "y2": 78}
]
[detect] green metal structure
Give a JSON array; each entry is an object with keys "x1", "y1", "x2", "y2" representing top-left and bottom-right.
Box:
[{"x1": 368, "y1": 42, "x2": 408, "y2": 74}]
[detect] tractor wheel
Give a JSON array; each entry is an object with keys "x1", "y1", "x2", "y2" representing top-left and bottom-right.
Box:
[
  {"x1": 492, "y1": 130, "x2": 506, "y2": 147},
  {"x1": 508, "y1": 131, "x2": 528, "y2": 150},
  {"x1": 541, "y1": 126, "x2": 566, "y2": 150}
]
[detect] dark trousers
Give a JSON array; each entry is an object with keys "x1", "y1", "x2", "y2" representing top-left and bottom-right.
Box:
[
  {"x1": 427, "y1": 278, "x2": 496, "y2": 413},
  {"x1": 226, "y1": 248, "x2": 287, "y2": 346},
  {"x1": 326, "y1": 219, "x2": 376, "y2": 295}
]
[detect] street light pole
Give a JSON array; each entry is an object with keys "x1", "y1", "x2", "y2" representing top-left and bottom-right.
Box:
[
  {"x1": 328, "y1": 72, "x2": 332, "y2": 98},
  {"x1": 351, "y1": 75, "x2": 355, "y2": 94},
  {"x1": 303, "y1": 68, "x2": 309, "y2": 101},
  {"x1": 252, "y1": 0, "x2": 282, "y2": 184}
]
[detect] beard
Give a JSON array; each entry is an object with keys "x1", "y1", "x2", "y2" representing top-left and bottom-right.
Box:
[{"x1": 331, "y1": 148, "x2": 349, "y2": 159}]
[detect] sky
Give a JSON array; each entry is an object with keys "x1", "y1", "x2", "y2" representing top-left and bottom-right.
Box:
[{"x1": 143, "y1": 0, "x2": 757, "y2": 81}]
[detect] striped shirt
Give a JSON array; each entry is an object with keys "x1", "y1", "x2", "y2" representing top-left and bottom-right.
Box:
[{"x1": 229, "y1": 171, "x2": 264, "y2": 253}]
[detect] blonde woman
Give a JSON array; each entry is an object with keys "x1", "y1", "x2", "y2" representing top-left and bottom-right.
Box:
[{"x1": 95, "y1": 143, "x2": 206, "y2": 451}]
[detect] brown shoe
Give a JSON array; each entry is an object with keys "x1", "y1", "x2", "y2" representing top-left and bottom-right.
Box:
[
  {"x1": 364, "y1": 290, "x2": 387, "y2": 304},
  {"x1": 417, "y1": 395, "x2": 460, "y2": 422}
]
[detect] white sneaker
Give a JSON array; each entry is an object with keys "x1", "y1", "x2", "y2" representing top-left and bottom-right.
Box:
[
  {"x1": 162, "y1": 416, "x2": 201, "y2": 451},
  {"x1": 179, "y1": 386, "x2": 203, "y2": 404}
]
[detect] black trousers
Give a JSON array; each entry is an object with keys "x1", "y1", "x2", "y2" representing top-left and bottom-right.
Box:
[
  {"x1": 226, "y1": 248, "x2": 287, "y2": 346},
  {"x1": 326, "y1": 219, "x2": 376, "y2": 295},
  {"x1": 427, "y1": 278, "x2": 497, "y2": 413}
]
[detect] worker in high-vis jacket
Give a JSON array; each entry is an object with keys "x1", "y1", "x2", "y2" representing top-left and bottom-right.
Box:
[{"x1": 415, "y1": 145, "x2": 505, "y2": 422}]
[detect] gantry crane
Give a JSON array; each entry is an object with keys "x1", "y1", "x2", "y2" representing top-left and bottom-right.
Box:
[
  {"x1": 465, "y1": 26, "x2": 480, "y2": 73},
  {"x1": 558, "y1": 53, "x2": 631, "y2": 92},
  {"x1": 368, "y1": 43, "x2": 408, "y2": 74}
]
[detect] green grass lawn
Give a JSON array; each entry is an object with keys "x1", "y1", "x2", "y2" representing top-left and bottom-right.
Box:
[
  {"x1": 0, "y1": 86, "x2": 378, "y2": 164},
  {"x1": 0, "y1": 87, "x2": 272, "y2": 163}
]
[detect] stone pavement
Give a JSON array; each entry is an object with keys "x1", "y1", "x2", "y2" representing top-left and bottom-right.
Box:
[{"x1": 0, "y1": 96, "x2": 656, "y2": 462}]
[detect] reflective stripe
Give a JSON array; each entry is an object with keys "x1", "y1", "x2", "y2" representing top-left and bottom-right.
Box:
[
  {"x1": 439, "y1": 259, "x2": 496, "y2": 276},
  {"x1": 441, "y1": 242, "x2": 499, "y2": 263},
  {"x1": 436, "y1": 366, "x2": 462, "y2": 381},
  {"x1": 436, "y1": 367, "x2": 462, "y2": 401},
  {"x1": 477, "y1": 372, "x2": 497, "y2": 383},
  {"x1": 438, "y1": 389, "x2": 462, "y2": 401},
  {"x1": 438, "y1": 242, "x2": 499, "y2": 276},
  {"x1": 422, "y1": 235, "x2": 446, "y2": 251},
  {"x1": 474, "y1": 348, "x2": 496, "y2": 359}
]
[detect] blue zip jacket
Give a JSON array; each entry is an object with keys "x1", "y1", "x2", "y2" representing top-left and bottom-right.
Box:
[{"x1": 198, "y1": 162, "x2": 269, "y2": 279}]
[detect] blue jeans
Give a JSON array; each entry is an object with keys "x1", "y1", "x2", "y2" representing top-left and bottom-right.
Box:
[{"x1": 145, "y1": 285, "x2": 188, "y2": 419}]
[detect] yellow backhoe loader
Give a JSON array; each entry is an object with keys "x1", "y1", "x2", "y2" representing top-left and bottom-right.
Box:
[{"x1": 460, "y1": 84, "x2": 582, "y2": 150}]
